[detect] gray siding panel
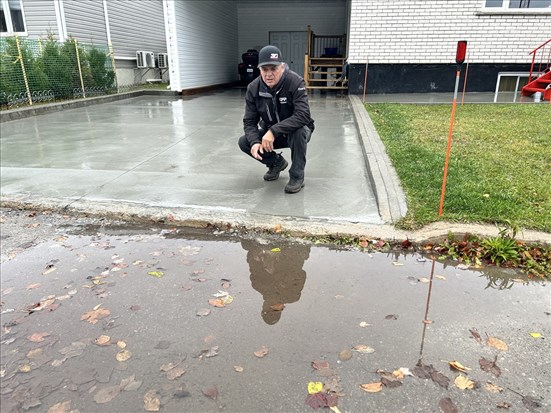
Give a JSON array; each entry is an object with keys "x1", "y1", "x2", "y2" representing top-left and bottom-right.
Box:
[
  {"x1": 174, "y1": 1, "x2": 238, "y2": 89},
  {"x1": 21, "y1": 0, "x2": 59, "y2": 39},
  {"x1": 63, "y1": 0, "x2": 108, "y2": 45},
  {"x1": 107, "y1": 0, "x2": 166, "y2": 58}
]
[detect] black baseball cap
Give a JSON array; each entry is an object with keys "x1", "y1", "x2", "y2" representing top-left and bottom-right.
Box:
[{"x1": 258, "y1": 45, "x2": 283, "y2": 67}]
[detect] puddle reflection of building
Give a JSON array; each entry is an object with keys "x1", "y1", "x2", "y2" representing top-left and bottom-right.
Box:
[{"x1": 241, "y1": 239, "x2": 310, "y2": 325}]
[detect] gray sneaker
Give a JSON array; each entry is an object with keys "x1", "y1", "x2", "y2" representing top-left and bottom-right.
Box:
[
  {"x1": 284, "y1": 179, "x2": 305, "y2": 193},
  {"x1": 263, "y1": 155, "x2": 288, "y2": 181}
]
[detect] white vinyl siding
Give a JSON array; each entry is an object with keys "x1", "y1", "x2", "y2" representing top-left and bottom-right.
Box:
[
  {"x1": 348, "y1": 0, "x2": 551, "y2": 64},
  {"x1": 63, "y1": 0, "x2": 107, "y2": 44},
  {"x1": 171, "y1": 0, "x2": 238, "y2": 90},
  {"x1": 22, "y1": 0, "x2": 58, "y2": 39},
  {"x1": 107, "y1": 0, "x2": 166, "y2": 58}
]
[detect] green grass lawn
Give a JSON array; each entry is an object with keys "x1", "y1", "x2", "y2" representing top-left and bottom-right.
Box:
[{"x1": 366, "y1": 103, "x2": 551, "y2": 232}]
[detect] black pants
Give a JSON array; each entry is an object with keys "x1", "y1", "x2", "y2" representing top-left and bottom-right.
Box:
[{"x1": 238, "y1": 126, "x2": 312, "y2": 181}]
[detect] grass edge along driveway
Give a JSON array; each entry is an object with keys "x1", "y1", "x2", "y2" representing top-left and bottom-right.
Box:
[{"x1": 365, "y1": 103, "x2": 551, "y2": 233}]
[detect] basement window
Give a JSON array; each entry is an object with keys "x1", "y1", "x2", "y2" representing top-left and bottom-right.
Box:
[
  {"x1": 0, "y1": 0, "x2": 27, "y2": 35},
  {"x1": 484, "y1": 0, "x2": 551, "y2": 9}
]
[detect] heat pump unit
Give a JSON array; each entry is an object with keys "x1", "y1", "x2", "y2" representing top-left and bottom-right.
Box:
[
  {"x1": 136, "y1": 51, "x2": 155, "y2": 68},
  {"x1": 157, "y1": 53, "x2": 169, "y2": 69}
]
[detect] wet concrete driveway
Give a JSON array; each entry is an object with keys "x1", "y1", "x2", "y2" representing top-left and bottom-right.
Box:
[
  {"x1": 1, "y1": 218, "x2": 549, "y2": 412},
  {"x1": 0, "y1": 90, "x2": 380, "y2": 224}
]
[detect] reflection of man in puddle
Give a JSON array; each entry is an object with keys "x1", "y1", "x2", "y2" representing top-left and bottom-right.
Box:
[{"x1": 241, "y1": 240, "x2": 310, "y2": 325}]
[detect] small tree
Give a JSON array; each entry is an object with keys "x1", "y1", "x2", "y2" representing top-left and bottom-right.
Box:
[{"x1": 88, "y1": 47, "x2": 115, "y2": 91}]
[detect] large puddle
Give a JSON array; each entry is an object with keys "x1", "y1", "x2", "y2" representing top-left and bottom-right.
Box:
[{"x1": 1, "y1": 229, "x2": 549, "y2": 412}]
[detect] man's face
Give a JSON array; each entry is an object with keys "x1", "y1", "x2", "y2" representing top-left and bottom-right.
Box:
[{"x1": 260, "y1": 64, "x2": 284, "y2": 88}]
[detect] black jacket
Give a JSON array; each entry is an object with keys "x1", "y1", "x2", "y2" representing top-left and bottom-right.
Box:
[{"x1": 243, "y1": 65, "x2": 315, "y2": 146}]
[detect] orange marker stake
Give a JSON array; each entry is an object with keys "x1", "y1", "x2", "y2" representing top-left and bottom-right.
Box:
[{"x1": 439, "y1": 41, "x2": 467, "y2": 216}]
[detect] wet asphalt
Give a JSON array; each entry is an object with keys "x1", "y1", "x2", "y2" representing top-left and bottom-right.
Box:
[{"x1": 1, "y1": 211, "x2": 549, "y2": 413}]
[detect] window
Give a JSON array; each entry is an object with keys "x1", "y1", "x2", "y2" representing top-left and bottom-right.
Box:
[
  {"x1": 1, "y1": 0, "x2": 26, "y2": 35},
  {"x1": 484, "y1": 0, "x2": 551, "y2": 8}
]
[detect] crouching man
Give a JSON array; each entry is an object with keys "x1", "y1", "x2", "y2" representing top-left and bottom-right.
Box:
[{"x1": 238, "y1": 45, "x2": 315, "y2": 194}]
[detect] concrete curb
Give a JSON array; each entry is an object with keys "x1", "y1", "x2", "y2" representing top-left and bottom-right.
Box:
[
  {"x1": 0, "y1": 89, "x2": 179, "y2": 122},
  {"x1": 1, "y1": 195, "x2": 550, "y2": 245},
  {"x1": 349, "y1": 95, "x2": 408, "y2": 223}
]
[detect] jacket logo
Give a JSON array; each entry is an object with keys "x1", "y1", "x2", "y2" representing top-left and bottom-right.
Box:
[{"x1": 279, "y1": 97, "x2": 288, "y2": 104}]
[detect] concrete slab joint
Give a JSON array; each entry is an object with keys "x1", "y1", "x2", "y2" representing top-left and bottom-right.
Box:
[{"x1": 348, "y1": 95, "x2": 408, "y2": 223}]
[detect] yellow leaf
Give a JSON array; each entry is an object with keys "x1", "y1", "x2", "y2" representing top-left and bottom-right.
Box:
[
  {"x1": 270, "y1": 248, "x2": 281, "y2": 252},
  {"x1": 93, "y1": 303, "x2": 103, "y2": 311},
  {"x1": 117, "y1": 340, "x2": 127, "y2": 349},
  {"x1": 19, "y1": 364, "x2": 32, "y2": 373},
  {"x1": 449, "y1": 360, "x2": 472, "y2": 373},
  {"x1": 392, "y1": 262, "x2": 404, "y2": 266},
  {"x1": 144, "y1": 389, "x2": 161, "y2": 412},
  {"x1": 530, "y1": 332, "x2": 542, "y2": 338},
  {"x1": 116, "y1": 350, "x2": 132, "y2": 362},
  {"x1": 484, "y1": 382, "x2": 503, "y2": 393},
  {"x1": 148, "y1": 271, "x2": 164, "y2": 278},
  {"x1": 94, "y1": 335, "x2": 111, "y2": 346},
  {"x1": 454, "y1": 374, "x2": 475, "y2": 390},
  {"x1": 307, "y1": 382, "x2": 323, "y2": 394},
  {"x1": 436, "y1": 275, "x2": 446, "y2": 280},
  {"x1": 234, "y1": 366, "x2": 244, "y2": 373},
  {"x1": 360, "y1": 382, "x2": 382, "y2": 393},
  {"x1": 330, "y1": 407, "x2": 343, "y2": 413},
  {"x1": 487, "y1": 336, "x2": 508, "y2": 351}
]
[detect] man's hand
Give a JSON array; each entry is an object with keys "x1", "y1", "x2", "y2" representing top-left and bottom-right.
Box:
[
  {"x1": 251, "y1": 143, "x2": 264, "y2": 160},
  {"x1": 261, "y1": 130, "x2": 275, "y2": 152}
]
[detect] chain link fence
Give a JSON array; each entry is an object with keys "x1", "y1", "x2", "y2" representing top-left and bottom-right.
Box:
[{"x1": 0, "y1": 34, "x2": 118, "y2": 109}]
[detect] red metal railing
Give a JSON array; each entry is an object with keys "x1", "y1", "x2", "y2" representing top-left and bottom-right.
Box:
[{"x1": 528, "y1": 38, "x2": 551, "y2": 83}]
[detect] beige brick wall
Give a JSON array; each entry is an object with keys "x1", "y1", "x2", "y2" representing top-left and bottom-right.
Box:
[{"x1": 348, "y1": 0, "x2": 551, "y2": 64}]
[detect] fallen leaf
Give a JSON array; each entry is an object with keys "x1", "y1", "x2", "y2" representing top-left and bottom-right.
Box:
[
  {"x1": 19, "y1": 364, "x2": 32, "y2": 373},
  {"x1": 59, "y1": 342, "x2": 86, "y2": 358},
  {"x1": 94, "y1": 385, "x2": 121, "y2": 403},
  {"x1": 307, "y1": 382, "x2": 323, "y2": 394},
  {"x1": 120, "y1": 375, "x2": 142, "y2": 391},
  {"x1": 144, "y1": 389, "x2": 161, "y2": 411},
  {"x1": 380, "y1": 373, "x2": 402, "y2": 388},
  {"x1": 469, "y1": 328, "x2": 482, "y2": 343},
  {"x1": 339, "y1": 349, "x2": 352, "y2": 361},
  {"x1": 392, "y1": 262, "x2": 404, "y2": 266},
  {"x1": 166, "y1": 366, "x2": 186, "y2": 380},
  {"x1": 487, "y1": 336, "x2": 508, "y2": 351},
  {"x1": 43, "y1": 265, "x2": 57, "y2": 275},
  {"x1": 160, "y1": 362, "x2": 178, "y2": 372},
  {"x1": 26, "y1": 283, "x2": 41, "y2": 290},
  {"x1": 27, "y1": 332, "x2": 50, "y2": 342},
  {"x1": 449, "y1": 360, "x2": 472, "y2": 373},
  {"x1": 94, "y1": 335, "x2": 111, "y2": 346},
  {"x1": 439, "y1": 397, "x2": 458, "y2": 413},
  {"x1": 202, "y1": 385, "x2": 218, "y2": 400},
  {"x1": 457, "y1": 264, "x2": 469, "y2": 270},
  {"x1": 196, "y1": 308, "x2": 211, "y2": 317},
  {"x1": 117, "y1": 340, "x2": 126, "y2": 349},
  {"x1": 81, "y1": 308, "x2": 111, "y2": 324},
  {"x1": 392, "y1": 368, "x2": 413, "y2": 379},
  {"x1": 270, "y1": 248, "x2": 281, "y2": 252},
  {"x1": 419, "y1": 277, "x2": 430, "y2": 283},
  {"x1": 254, "y1": 346, "x2": 269, "y2": 358},
  {"x1": 422, "y1": 319, "x2": 433, "y2": 324},
  {"x1": 116, "y1": 350, "x2": 132, "y2": 362},
  {"x1": 270, "y1": 303, "x2": 285, "y2": 311},
  {"x1": 305, "y1": 392, "x2": 328, "y2": 408},
  {"x1": 385, "y1": 314, "x2": 398, "y2": 320},
  {"x1": 454, "y1": 374, "x2": 476, "y2": 390},
  {"x1": 312, "y1": 360, "x2": 330, "y2": 370},
  {"x1": 234, "y1": 365, "x2": 244, "y2": 373},
  {"x1": 359, "y1": 321, "x2": 371, "y2": 327},
  {"x1": 353, "y1": 345, "x2": 375, "y2": 354},
  {"x1": 359, "y1": 238, "x2": 368, "y2": 248},
  {"x1": 47, "y1": 400, "x2": 72, "y2": 413},
  {"x1": 484, "y1": 382, "x2": 503, "y2": 393},
  {"x1": 496, "y1": 402, "x2": 511, "y2": 409},
  {"x1": 436, "y1": 275, "x2": 446, "y2": 280},
  {"x1": 479, "y1": 356, "x2": 501, "y2": 377},
  {"x1": 360, "y1": 382, "x2": 382, "y2": 393},
  {"x1": 274, "y1": 224, "x2": 282, "y2": 233},
  {"x1": 530, "y1": 332, "x2": 542, "y2": 338},
  {"x1": 27, "y1": 348, "x2": 43, "y2": 359},
  {"x1": 522, "y1": 395, "x2": 542, "y2": 409},
  {"x1": 148, "y1": 271, "x2": 164, "y2": 278}
]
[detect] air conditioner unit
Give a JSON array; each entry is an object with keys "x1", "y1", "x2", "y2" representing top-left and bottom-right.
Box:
[
  {"x1": 157, "y1": 53, "x2": 169, "y2": 69},
  {"x1": 136, "y1": 51, "x2": 155, "y2": 68}
]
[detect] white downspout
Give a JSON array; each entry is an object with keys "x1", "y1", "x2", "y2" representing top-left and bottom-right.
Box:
[
  {"x1": 163, "y1": 0, "x2": 181, "y2": 91},
  {"x1": 53, "y1": 0, "x2": 66, "y2": 42}
]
